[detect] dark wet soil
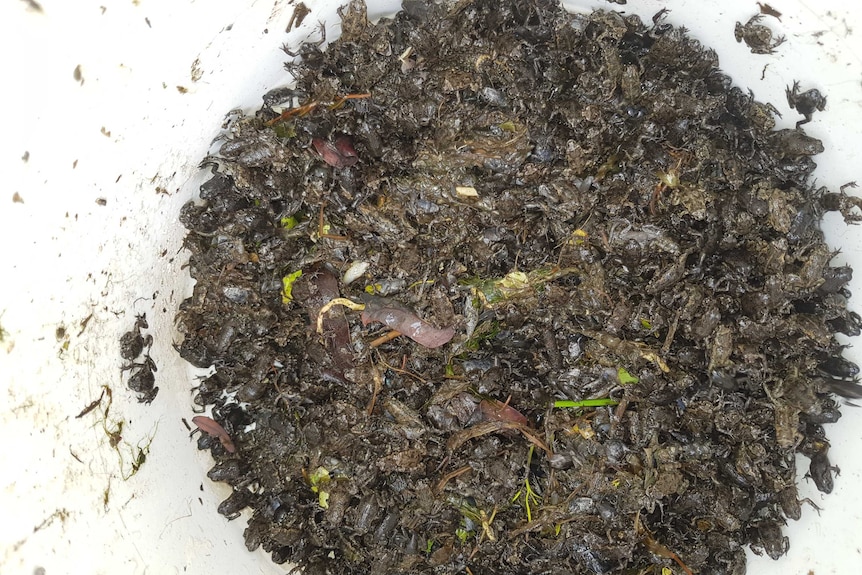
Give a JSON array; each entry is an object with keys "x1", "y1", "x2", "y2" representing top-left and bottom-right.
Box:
[{"x1": 175, "y1": 1, "x2": 861, "y2": 573}]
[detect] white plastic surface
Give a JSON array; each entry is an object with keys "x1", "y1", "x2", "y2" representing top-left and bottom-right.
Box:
[{"x1": 1, "y1": 1, "x2": 861, "y2": 574}]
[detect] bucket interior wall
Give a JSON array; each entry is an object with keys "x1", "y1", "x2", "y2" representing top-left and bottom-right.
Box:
[{"x1": 2, "y1": 0, "x2": 861, "y2": 573}]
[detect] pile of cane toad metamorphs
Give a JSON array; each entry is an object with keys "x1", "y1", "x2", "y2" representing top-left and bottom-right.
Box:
[{"x1": 174, "y1": 1, "x2": 862, "y2": 573}]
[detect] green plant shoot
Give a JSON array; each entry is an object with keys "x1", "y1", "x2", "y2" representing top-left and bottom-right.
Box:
[{"x1": 553, "y1": 398, "x2": 619, "y2": 409}]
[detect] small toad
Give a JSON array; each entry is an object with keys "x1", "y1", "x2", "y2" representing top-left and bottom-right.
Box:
[
  {"x1": 126, "y1": 356, "x2": 159, "y2": 404},
  {"x1": 735, "y1": 15, "x2": 785, "y2": 54},
  {"x1": 786, "y1": 81, "x2": 827, "y2": 127}
]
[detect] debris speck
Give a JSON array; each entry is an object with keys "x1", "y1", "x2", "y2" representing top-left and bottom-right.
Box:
[
  {"x1": 190, "y1": 58, "x2": 203, "y2": 82},
  {"x1": 287, "y1": 2, "x2": 310, "y2": 32},
  {"x1": 21, "y1": 0, "x2": 43, "y2": 12},
  {"x1": 757, "y1": 2, "x2": 783, "y2": 21}
]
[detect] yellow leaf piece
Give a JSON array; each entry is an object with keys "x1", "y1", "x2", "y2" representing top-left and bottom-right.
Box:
[
  {"x1": 308, "y1": 466, "x2": 330, "y2": 488},
  {"x1": 640, "y1": 318, "x2": 652, "y2": 330},
  {"x1": 498, "y1": 270, "x2": 529, "y2": 290},
  {"x1": 316, "y1": 297, "x2": 366, "y2": 334},
  {"x1": 570, "y1": 228, "x2": 588, "y2": 246},
  {"x1": 499, "y1": 120, "x2": 518, "y2": 132},
  {"x1": 612, "y1": 478, "x2": 621, "y2": 488},
  {"x1": 281, "y1": 270, "x2": 303, "y2": 304},
  {"x1": 455, "y1": 185, "x2": 479, "y2": 197},
  {"x1": 572, "y1": 423, "x2": 596, "y2": 440},
  {"x1": 318, "y1": 491, "x2": 330, "y2": 509},
  {"x1": 617, "y1": 367, "x2": 640, "y2": 385},
  {"x1": 662, "y1": 568, "x2": 673, "y2": 575},
  {"x1": 280, "y1": 215, "x2": 299, "y2": 229},
  {"x1": 641, "y1": 350, "x2": 670, "y2": 373}
]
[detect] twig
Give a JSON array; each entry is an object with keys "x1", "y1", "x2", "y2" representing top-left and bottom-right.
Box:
[
  {"x1": 370, "y1": 330, "x2": 401, "y2": 347},
  {"x1": 636, "y1": 512, "x2": 693, "y2": 575},
  {"x1": 367, "y1": 366, "x2": 383, "y2": 416},
  {"x1": 328, "y1": 92, "x2": 371, "y2": 110},
  {"x1": 662, "y1": 310, "x2": 680, "y2": 355},
  {"x1": 434, "y1": 465, "x2": 473, "y2": 494},
  {"x1": 374, "y1": 352, "x2": 427, "y2": 383},
  {"x1": 318, "y1": 202, "x2": 348, "y2": 240},
  {"x1": 264, "y1": 101, "x2": 320, "y2": 126}
]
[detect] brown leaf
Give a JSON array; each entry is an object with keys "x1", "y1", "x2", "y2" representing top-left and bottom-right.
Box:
[
  {"x1": 192, "y1": 415, "x2": 236, "y2": 453},
  {"x1": 312, "y1": 136, "x2": 358, "y2": 168},
  {"x1": 479, "y1": 398, "x2": 528, "y2": 426},
  {"x1": 446, "y1": 421, "x2": 550, "y2": 454},
  {"x1": 334, "y1": 135, "x2": 358, "y2": 161}
]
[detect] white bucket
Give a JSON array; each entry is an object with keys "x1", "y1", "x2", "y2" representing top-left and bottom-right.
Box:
[{"x1": 2, "y1": 1, "x2": 861, "y2": 573}]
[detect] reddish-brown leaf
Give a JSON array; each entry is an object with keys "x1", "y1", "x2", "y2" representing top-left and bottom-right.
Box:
[
  {"x1": 360, "y1": 294, "x2": 455, "y2": 348},
  {"x1": 334, "y1": 135, "x2": 358, "y2": 160},
  {"x1": 312, "y1": 136, "x2": 358, "y2": 168},
  {"x1": 192, "y1": 415, "x2": 237, "y2": 453},
  {"x1": 479, "y1": 398, "x2": 529, "y2": 426}
]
